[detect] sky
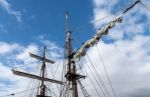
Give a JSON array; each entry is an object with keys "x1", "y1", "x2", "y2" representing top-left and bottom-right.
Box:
[{"x1": 0, "y1": 0, "x2": 150, "y2": 97}]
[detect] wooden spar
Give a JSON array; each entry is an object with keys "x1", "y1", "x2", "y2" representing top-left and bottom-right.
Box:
[
  {"x1": 29, "y1": 52, "x2": 55, "y2": 64},
  {"x1": 123, "y1": 0, "x2": 140, "y2": 14},
  {"x1": 12, "y1": 70, "x2": 64, "y2": 85}
]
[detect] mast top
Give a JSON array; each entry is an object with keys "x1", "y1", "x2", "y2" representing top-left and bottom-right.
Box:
[
  {"x1": 66, "y1": 11, "x2": 69, "y2": 33},
  {"x1": 29, "y1": 48, "x2": 55, "y2": 64}
]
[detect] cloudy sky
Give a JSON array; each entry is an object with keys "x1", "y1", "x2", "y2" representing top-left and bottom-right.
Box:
[{"x1": 0, "y1": 0, "x2": 150, "y2": 97}]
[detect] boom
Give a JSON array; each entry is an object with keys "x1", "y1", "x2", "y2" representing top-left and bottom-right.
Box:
[
  {"x1": 12, "y1": 70, "x2": 64, "y2": 85},
  {"x1": 29, "y1": 52, "x2": 55, "y2": 64}
]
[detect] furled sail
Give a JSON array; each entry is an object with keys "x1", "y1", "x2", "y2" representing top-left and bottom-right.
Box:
[{"x1": 74, "y1": 15, "x2": 123, "y2": 59}]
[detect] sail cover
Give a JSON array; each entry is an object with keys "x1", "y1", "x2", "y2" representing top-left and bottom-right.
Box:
[{"x1": 74, "y1": 15, "x2": 123, "y2": 59}]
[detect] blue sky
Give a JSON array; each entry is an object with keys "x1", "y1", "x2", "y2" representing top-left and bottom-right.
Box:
[
  {"x1": 0, "y1": 0, "x2": 94, "y2": 47},
  {"x1": 0, "y1": 0, "x2": 150, "y2": 97}
]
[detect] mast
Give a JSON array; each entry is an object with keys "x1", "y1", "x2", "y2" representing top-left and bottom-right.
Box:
[
  {"x1": 12, "y1": 46, "x2": 63, "y2": 97},
  {"x1": 65, "y1": 11, "x2": 78, "y2": 97},
  {"x1": 39, "y1": 46, "x2": 46, "y2": 96},
  {"x1": 65, "y1": 11, "x2": 72, "y2": 74},
  {"x1": 65, "y1": 11, "x2": 85, "y2": 97}
]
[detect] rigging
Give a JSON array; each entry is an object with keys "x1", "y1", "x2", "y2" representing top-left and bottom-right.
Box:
[{"x1": 1, "y1": 0, "x2": 145, "y2": 97}]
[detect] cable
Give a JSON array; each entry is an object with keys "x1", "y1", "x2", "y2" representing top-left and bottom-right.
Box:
[
  {"x1": 123, "y1": 0, "x2": 140, "y2": 14},
  {"x1": 60, "y1": 48, "x2": 67, "y2": 97},
  {"x1": 47, "y1": 87, "x2": 58, "y2": 97},
  {"x1": 95, "y1": 44, "x2": 117, "y2": 97},
  {"x1": 94, "y1": 15, "x2": 116, "y2": 23},
  {"x1": 28, "y1": 79, "x2": 40, "y2": 97},
  {"x1": 52, "y1": 58, "x2": 63, "y2": 78},
  {"x1": 86, "y1": 54, "x2": 112, "y2": 97},
  {"x1": 0, "y1": 87, "x2": 40, "y2": 97},
  {"x1": 77, "y1": 62, "x2": 86, "y2": 76},
  {"x1": 83, "y1": 57, "x2": 108, "y2": 97},
  {"x1": 78, "y1": 61, "x2": 102, "y2": 97},
  {"x1": 62, "y1": 81, "x2": 71, "y2": 97},
  {"x1": 140, "y1": 1, "x2": 150, "y2": 12},
  {"x1": 53, "y1": 57, "x2": 65, "y2": 95}
]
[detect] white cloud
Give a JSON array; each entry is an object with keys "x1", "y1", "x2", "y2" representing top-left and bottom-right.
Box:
[
  {"x1": 0, "y1": 62, "x2": 31, "y2": 96},
  {"x1": 0, "y1": 62, "x2": 12, "y2": 79},
  {"x1": 37, "y1": 35, "x2": 64, "y2": 59},
  {"x1": 80, "y1": 35, "x2": 150, "y2": 97},
  {"x1": 16, "y1": 44, "x2": 38, "y2": 62},
  {"x1": 92, "y1": 0, "x2": 150, "y2": 40},
  {"x1": 0, "y1": 42, "x2": 21, "y2": 54},
  {"x1": 0, "y1": 0, "x2": 22, "y2": 22},
  {"x1": 86, "y1": 0, "x2": 150, "y2": 97},
  {"x1": 93, "y1": 0, "x2": 117, "y2": 8}
]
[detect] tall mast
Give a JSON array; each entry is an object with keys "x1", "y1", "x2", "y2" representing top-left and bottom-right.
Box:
[
  {"x1": 65, "y1": 11, "x2": 78, "y2": 97},
  {"x1": 65, "y1": 11, "x2": 72, "y2": 73},
  {"x1": 65, "y1": 11, "x2": 86, "y2": 97}
]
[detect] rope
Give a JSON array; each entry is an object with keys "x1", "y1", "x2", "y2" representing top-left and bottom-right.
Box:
[
  {"x1": 60, "y1": 48, "x2": 67, "y2": 97},
  {"x1": 86, "y1": 54, "x2": 112, "y2": 97},
  {"x1": 0, "y1": 87, "x2": 40, "y2": 97},
  {"x1": 28, "y1": 79, "x2": 39, "y2": 97},
  {"x1": 94, "y1": 15, "x2": 115, "y2": 23},
  {"x1": 77, "y1": 62, "x2": 86, "y2": 76},
  {"x1": 47, "y1": 87, "x2": 58, "y2": 97},
  {"x1": 53, "y1": 59, "x2": 63, "y2": 78},
  {"x1": 83, "y1": 57, "x2": 108, "y2": 97},
  {"x1": 140, "y1": 1, "x2": 150, "y2": 12},
  {"x1": 78, "y1": 61, "x2": 102, "y2": 97},
  {"x1": 96, "y1": 44, "x2": 117, "y2": 97}
]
